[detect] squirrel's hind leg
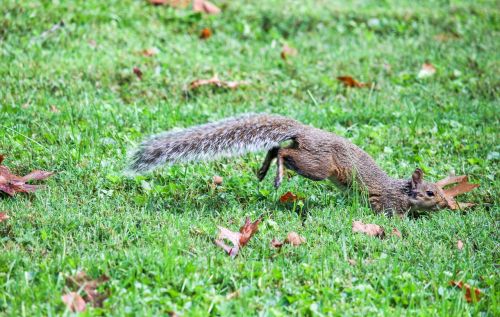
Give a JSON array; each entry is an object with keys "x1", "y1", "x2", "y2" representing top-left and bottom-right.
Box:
[{"x1": 257, "y1": 147, "x2": 280, "y2": 181}]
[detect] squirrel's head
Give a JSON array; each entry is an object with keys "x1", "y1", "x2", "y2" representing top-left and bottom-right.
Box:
[{"x1": 407, "y1": 168, "x2": 448, "y2": 211}]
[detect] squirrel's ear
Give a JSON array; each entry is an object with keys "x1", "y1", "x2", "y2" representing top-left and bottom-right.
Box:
[{"x1": 411, "y1": 168, "x2": 424, "y2": 188}]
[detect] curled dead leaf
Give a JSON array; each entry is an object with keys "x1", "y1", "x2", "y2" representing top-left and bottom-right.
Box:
[
  {"x1": 450, "y1": 280, "x2": 482, "y2": 302},
  {"x1": 337, "y1": 76, "x2": 372, "y2": 88},
  {"x1": 348, "y1": 259, "x2": 357, "y2": 266},
  {"x1": 271, "y1": 238, "x2": 284, "y2": 249},
  {"x1": 457, "y1": 240, "x2": 464, "y2": 250},
  {"x1": 279, "y1": 191, "x2": 300, "y2": 203},
  {"x1": 212, "y1": 175, "x2": 223, "y2": 185},
  {"x1": 0, "y1": 157, "x2": 54, "y2": 196},
  {"x1": 133, "y1": 67, "x2": 143, "y2": 80},
  {"x1": 271, "y1": 232, "x2": 305, "y2": 249},
  {"x1": 66, "y1": 271, "x2": 110, "y2": 308},
  {"x1": 148, "y1": 0, "x2": 190, "y2": 7},
  {"x1": 352, "y1": 221, "x2": 385, "y2": 238},
  {"x1": 281, "y1": 44, "x2": 297, "y2": 60},
  {"x1": 141, "y1": 47, "x2": 159, "y2": 57},
  {"x1": 0, "y1": 212, "x2": 9, "y2": 223},
  {"x1": 392, "y1": 228, "x2": 402, "y2": 238},
  {"x1": 435, "y1": 174, "x2": 479, "y2": 210},
  {"x1": 61, "y1": 292, "x2": 86, "y2": 312},
  {"x1": 200, "y1": 28, "x2": 212, "y2": 39},
  {"x1": 417, "y1": 62, "x2": 436, "y2": 78},
  {"x1": 193, "y1": 0, "x2": 220, "y2": 14},
  {"x1": 215, "y1": 217, "x2": 261, "y2": 257},
  {"x1": 284, "y1": 232, "x2": 305, "y2": 246},
  {"x1": 189, "y1": 75, "x2": 247, "y2": 90}
]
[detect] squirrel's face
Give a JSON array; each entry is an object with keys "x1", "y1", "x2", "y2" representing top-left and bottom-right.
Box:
[{"x1": 408, "y1": 169, "x2": 448, "y2": 211}]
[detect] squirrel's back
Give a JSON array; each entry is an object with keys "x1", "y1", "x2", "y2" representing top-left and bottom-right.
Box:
[{"x1": 128, "y1": 114, "x2": 303, "y2": 173}]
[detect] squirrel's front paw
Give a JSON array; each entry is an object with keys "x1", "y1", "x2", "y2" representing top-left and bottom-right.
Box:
[{"x1": 274, "y1": 177, "x2": 282, "y2": 188}]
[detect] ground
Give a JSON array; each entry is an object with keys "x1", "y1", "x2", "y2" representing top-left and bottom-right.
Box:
[{"x1": 0, "y1": 0, "x2": 499, "y2": 316}]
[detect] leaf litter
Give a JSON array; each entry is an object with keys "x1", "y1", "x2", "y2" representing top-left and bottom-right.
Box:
[
  {"x1": 0, "y1": 155, "x2": 54, "y2": 196},
  {"x1": 215, "y1": 217, "x2": 261, "y2": 257}
]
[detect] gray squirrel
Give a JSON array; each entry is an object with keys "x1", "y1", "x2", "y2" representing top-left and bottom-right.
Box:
[{"x1": 128, "y1": 113, "x2": 452, "y2": 216}]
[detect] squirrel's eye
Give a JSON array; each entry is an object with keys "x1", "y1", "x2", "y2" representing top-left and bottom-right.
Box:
[{"x1": 426, "y1": 191, "x2": 435, "y2": 197}]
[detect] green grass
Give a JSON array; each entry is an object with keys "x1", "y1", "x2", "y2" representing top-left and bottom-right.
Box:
[{"x1": 1, "y1": 0, "x2": 499, "y2": 315}]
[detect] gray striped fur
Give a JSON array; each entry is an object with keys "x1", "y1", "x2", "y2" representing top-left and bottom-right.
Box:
[{"x1": 128, "y1": 114, "x2": 301, "y2": 173}]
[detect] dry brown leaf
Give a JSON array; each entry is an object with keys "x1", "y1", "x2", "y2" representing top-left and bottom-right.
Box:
[
  {"x1": 133, "y1": 67, "x2": 143, "y2": 80},
  {"x1": 0, "y1": 157, "x2": 54, "y2": 196},
  {"x1": 271, "y1": 232, "x2": 305, "y2": 248},
  {"x1": 50, "y1": 105, "x2": 60, "y2": 113},
  {"x1": 436, "y1": 174, "x2": 479, "y2": 210},
  {"x1": 352, "y1": 221, "x2": 385, "y2": 238},
  {"x1": 337, "y1": 76, "x2": 371, "y2": 88},
  {"x1": 189, "y1": 76, "x2": 247, "y2": 90},
  {"x1": 279, "y1": 191, "x2": 300, "y2": 203},
  {"x1": 66, "y1": 272, "x2": 110, "y2": 308},
  {"x1": 212, "y1": 175, "x2": 223, "y2": 185},
  {"x1": 271, "y1": 238, "x2": 284, "y2": 248},
  {"x1": 141, "y1": 48, "x2": 159, "y2": 57},
  {"x1": 434, "y1": 33, "x2": 460, "y2": 42},
  {"x1": 61, "y1": 292, "x2": 86, "y2": 312},
  {"x1": 0, "y1": 212, "x2": 9, "y2": 223},
  {"x1": 417, "y1": 63, "x2": 436, "y2": 78},
  {"x1": 226, "y1": 290, "x2": 240, "y2": 300},
  {"x1": 457, "y1": 240, "x2": 464, "y2": 250},
  {"x1": 193, "y1": 0, "x2": 220, "y2": 14},
  {"x1": 148, "y1": 0, "x2": 190, "y2": 7},
  {"x1": 284, "y1": 232, "x2": 305, "y2": 246},
  {"x1": 200, "y1": 28, "x2": 212, "y2": 39},
  {"x1": 450, "y1": 281, "x2": 482, "y2": 302},
  {"x1": 348, "y1": 259, "x2": 357, "y2": 266},
  {"x1": 392, "y1": 228, "x2": 402, "y2": 238},
  {"x1": 281, "y1": 44, "x2": 297, "y2": 60},
  {"x1": 215, "y1": 217, "x2": 261, "y2": 257}
]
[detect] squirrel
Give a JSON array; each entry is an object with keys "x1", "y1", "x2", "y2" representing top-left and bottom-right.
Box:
[{"x1": 128, "y1": 113, "x2": 450, "y2": 216}]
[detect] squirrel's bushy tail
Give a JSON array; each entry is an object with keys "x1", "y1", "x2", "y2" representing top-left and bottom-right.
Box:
[{"x1": 128, "y1": 114, "x2": 301, "y2": 173}]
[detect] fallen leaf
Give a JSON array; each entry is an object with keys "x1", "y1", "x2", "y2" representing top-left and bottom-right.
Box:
[
  {"x1": 271, "y1": 232, "x2": 305, "y2": 249},
  {"x1": 50, "y1": 105, "x2": 60, "y2": 113},
  {"x1": 348, "y1": 259, "x2": 357, "y2": 266},
  {"x1": 141, "y1": 47, "x2": 159, "y2": 57},
  {"x1": 352, "y1": 221, "x2": 385, "y2": 238},
  {"x1": 457, "y1": 240, "x2": 464, "y2": 250},
  {"x1": 337, "y1": 76, "x2": 371, "y2": 88},
  {"x1": 189, "y1": 75, "x2": 247, "y2": 90},
  {"x1": 279, "y1": 191, "x2": 299, "y2": 203},
  {"x1": 133, "y1": 67, "x2": 143, "y2": 80},
  {"x1": 417, "y1": 62, "x2": 436, "y2": 78},
  {"x1": 215, "y1": 217, "x2": 261, "y2": 257},
  {"x1": 0, "y1": 157, "x2": 54, "y2": 196},
  {"x1": 284, "y1": 232, "x2": 305, "y2": 246},
  {"x1": 148, "y1": 0, "x2": 190, "y2": 7},
  {"x1": 450, "y1": 281, "x2": 482, "y2": 302},
  {"x1": 193, "y1": 0, "x2": 220, "y2": 14},
  {"x1": 66, "y1": 272, "x2": 110, "y2": 308},
  {"x1": 0, "y1": 212, "x2": 9, "y2": 223},
  {"x1": 392, "y1": 228, "x2": 402, "y2": 238},
  {"x1": 280, "y1": 44, "x2": 297, "y2": 60},
  {"x1": 226, "y1": 290, "x2": 240, "y2": 300},
  {"x1": 61, "y1": 292, "x2": 86, "y2": 312},
  {"x1": 212, "y1": 175, "x2": 223, "y2": 185},
  {"x1": 435, "y1": 174, "x2": 479, "y2": 210},
  {"x1": 270, "y1": 238, "x2": 284, "y2": 248},
  {"x1": 434, "y1": 33, "x2": 460, "y2": 42},
  {"x1": 200, "y1": 28, "x2": 212, "y2": 39}
]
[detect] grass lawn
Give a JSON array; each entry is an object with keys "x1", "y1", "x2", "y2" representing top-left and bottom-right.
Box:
[{"x1": 1, "y1": 0, "x2": 499, "y2": 315}]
